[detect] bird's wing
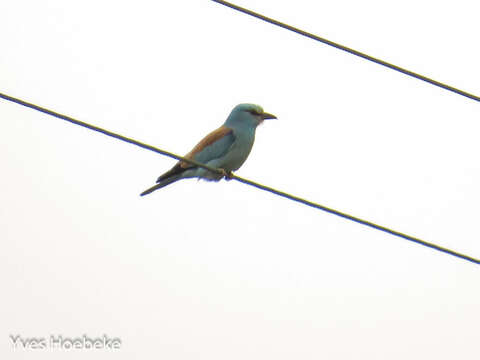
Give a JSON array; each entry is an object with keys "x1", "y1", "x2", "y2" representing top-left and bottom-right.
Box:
[
  {"x1": 182, "y1": 125, "x2": 235, "y2": 168},
  {"x1": 157, "y1": 125, "x2": 235, "y2": 182}
]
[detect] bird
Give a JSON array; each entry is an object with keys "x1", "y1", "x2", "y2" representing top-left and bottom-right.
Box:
[{"x1": 140, "y1": 103, "x2": 277, "y2": 196}]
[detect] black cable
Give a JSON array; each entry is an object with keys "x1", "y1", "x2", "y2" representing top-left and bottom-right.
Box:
[
  {"x1": 1, "y1": 92, "x2": 478, "y2": 265},
  {"x1": 211, "y1": 0, "x2": 480, "y2": 103}
]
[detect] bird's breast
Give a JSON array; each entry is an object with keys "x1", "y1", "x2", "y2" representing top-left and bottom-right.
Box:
[{"x1": 222, "y1": 129, "x2": 256, "y2": 171}]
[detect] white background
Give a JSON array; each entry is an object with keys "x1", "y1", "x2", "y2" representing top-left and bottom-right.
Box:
[{"x1": 1, "y1": 0, "x2": 479, "y2": 358}]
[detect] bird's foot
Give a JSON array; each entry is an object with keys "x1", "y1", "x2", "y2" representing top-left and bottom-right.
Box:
[{"x1": 219, "y1": 168, "x2": 234, "y2": 181}]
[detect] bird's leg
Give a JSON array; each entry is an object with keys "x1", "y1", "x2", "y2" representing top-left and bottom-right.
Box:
[{"x1": 219, "y1": 168, "x2": 234, "y2": 181}]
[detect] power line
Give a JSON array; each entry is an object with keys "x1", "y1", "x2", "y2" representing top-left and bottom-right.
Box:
[
  {"x1": 0, "y1": 93, "x2": 223, "y2": 174},
  {"x1": 1, "y1": 92, "x2": 479, "y2": 265},
  {"x1": 211, "y1": 0, "x2": 480, "y2": 104}
]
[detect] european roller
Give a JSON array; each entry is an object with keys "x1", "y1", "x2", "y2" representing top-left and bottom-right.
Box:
[{"x1": 140, "y1": 103, "x2": 276, "y2": 196}]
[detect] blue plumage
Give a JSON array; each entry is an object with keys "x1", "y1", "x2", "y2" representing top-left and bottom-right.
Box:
[{"x1": 140, "y1": 103, "x2": 276, "y2": 196}]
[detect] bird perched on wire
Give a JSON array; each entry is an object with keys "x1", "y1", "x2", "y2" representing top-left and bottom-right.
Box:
[{"x1": 140, "y1": 103, "x2": 277, "y2": 196}]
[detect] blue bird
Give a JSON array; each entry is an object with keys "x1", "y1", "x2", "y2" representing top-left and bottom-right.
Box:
[{"x1": 140, "y1": 103, "x2": 277, "y2": 196}]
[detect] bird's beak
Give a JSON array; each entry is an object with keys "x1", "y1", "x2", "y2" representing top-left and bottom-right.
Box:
[{"x1": 261, "y1": 112, "x2": 277, "y2": 120}]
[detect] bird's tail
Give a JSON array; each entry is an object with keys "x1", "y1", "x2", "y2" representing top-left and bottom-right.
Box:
[{"x1": 140, "y1": 176, "x2": 181, "y2": 196}]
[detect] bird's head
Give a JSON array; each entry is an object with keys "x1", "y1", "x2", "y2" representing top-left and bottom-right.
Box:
[{"x1": 225, "y1": 103, "x2": 277, "y2": 129}]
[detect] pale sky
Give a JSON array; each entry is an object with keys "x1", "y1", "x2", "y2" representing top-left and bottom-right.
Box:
[{"x1": 1, "y1": 0, "x2": 479, "y2": 359}]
